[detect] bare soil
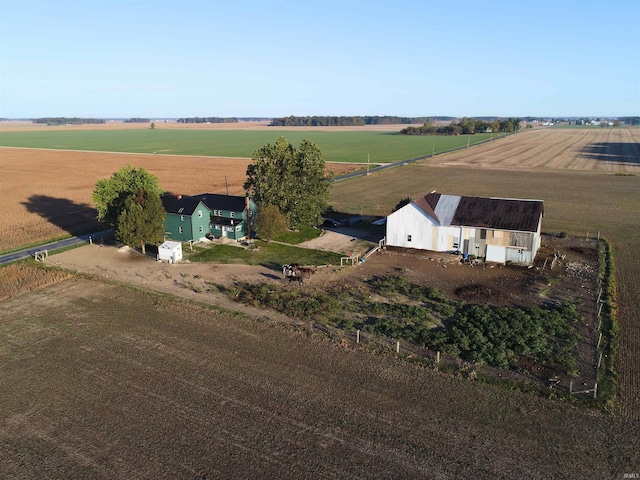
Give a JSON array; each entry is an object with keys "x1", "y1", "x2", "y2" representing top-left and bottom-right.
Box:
[
  {"x1": 1, "y1": 274, "x2": 638, "y2": 479},
  {"x1": 431, "y1": 127, "x2": 640, "y2": 174}
]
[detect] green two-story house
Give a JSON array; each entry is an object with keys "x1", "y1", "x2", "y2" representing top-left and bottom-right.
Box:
[
  {"x1": 162, "y1": 193, "x2": 257, "y2": 242},
  {"x1": 161, "y1": 195, "x2": 211, "y2": 242}
]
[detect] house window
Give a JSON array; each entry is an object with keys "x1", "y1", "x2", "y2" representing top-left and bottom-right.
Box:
[
  {"x1": 180, "y1": 215, "x2": 184, "y2": 221},
  {"x1": 179, "y1": 227, "x2": 183, "y2": 234},
  {"x1": 407, "y1": 235, "x2": 412, "y2": 242},
  {"x1": 230, "y1": 212, "x2": 234, "y2": 218},
  {"x1": 480, "y1": 229, "x2": 487, "y2": 240},
  {"x1": 198, "y1": 210, "x2": 203, "y2": 218},
  {"x1": 453, "y1": 237, "x2": 460, "y2": 249},
  {"x1": 199, "y1": 226, "x2": 204, "y2": 233}
]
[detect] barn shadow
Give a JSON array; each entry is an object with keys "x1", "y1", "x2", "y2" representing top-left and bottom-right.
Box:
[
  {"x1": 579, "y1": 142, "x2": 640, "y2": 166},
  {"x1": 21, "y1": 195, "x2": 101, "y2": 237}
]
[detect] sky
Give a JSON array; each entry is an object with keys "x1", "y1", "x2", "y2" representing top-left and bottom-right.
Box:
[{"x1": 1, "y1": 0, "x2": 638, "y2": 118}]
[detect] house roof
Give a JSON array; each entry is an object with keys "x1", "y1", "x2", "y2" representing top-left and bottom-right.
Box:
[
  {"x1": 161, "y1": 194, "x2": 204, "y2": 216},
  {"x1": 191, "y1": 193, "x2": 249, "y2": 212},
  {"x1": 414, "y1": 191, "x2": 544, "y2": 232}
]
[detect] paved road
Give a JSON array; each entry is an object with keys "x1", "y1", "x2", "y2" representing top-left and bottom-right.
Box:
[{"x1": 0, "y1": 230, "x2": 113, "y2": 265}]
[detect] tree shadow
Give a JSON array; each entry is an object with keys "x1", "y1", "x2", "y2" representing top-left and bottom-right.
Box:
[
  {"x1": 579, "y1": 142, "x2": 640, "y2": 166},
  {"x1": 21, "y1": 195, "x2": 101, "y2": 237}
]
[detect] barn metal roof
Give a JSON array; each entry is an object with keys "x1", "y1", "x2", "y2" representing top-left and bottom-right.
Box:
[{"x1": 414, "y1": 191, "x2": 544, "y2": 232}]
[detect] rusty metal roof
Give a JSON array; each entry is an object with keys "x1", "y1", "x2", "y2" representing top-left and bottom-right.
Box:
[{"x1": 414, "y1": 192, "x2": 544, "y2": 232}]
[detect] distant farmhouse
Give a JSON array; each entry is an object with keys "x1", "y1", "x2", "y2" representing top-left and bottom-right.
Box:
[
  {"x1": 162, "y1": 193, "x2": 257, "y2": 242},
  {"x1": 386, "y1": 191, "x2": 544, "y2": 265}
]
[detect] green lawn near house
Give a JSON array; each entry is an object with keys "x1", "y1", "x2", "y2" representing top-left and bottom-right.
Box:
[{"x1": 187, "y1": 241, "x2": 343, "y2": 266}]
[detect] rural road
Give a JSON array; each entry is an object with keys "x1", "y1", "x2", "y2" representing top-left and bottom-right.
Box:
[
  {"x1": 0, "y1": 229, "x2": 113, "y2": 265},
  {"x1": 331, "y1": 133, "x2": 510, "y2": 182}
]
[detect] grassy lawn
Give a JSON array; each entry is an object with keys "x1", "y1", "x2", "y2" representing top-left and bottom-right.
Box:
[
  {"x1": 0, "y1": 129, "x2": 498, "y2": 163},
  {"x1": 187, "y1": 241, "x2": 342, "y2": 267},
  {"x1": 270, "y1": 226, "x2": 322, "y2": 244}
]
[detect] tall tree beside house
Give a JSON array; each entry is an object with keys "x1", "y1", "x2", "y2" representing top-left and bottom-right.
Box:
[
  {"x1": 93, "y1": 165, "x2": 163, "y2": 227},
  {"x1": 115, "y1": 190, "x2": 166, "y2": 254},
  {"x1": 93, "y1": 166, "x2": 165, "y2": 253},
  {"x1": 244, "y1": 137, "x2": 330, "y2": 229}
]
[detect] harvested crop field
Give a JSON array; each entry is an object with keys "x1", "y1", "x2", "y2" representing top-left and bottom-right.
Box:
[
  {"x1": 432, "y1": 127, "x2": 640, "y2": 173},
  {"x1": 1, "y1": 277, "x2": 638, "y2": 479},
  {"x1": 0, "y1": 147, "x2": 359, "y2": 251}
]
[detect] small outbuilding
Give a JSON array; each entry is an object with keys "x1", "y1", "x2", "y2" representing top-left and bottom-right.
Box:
[{"x1": 157, "y1": 240, "x2": 183, "y2": 264}]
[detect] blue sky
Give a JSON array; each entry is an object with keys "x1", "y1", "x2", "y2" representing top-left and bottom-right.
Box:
[{"x1": 1, "y1": 0, "x2": 638, "y2": 118}]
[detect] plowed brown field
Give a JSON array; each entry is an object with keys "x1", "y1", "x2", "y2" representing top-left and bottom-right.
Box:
[
  {"x1": 433, "y1": 127, "x2": 640, "y2": 173},
  {"x1": 0, "y1": 147, "x2": 358, "y2": 251},
  {"x1": 1, "y1": 278, "x2": 638, "y2": 478}
]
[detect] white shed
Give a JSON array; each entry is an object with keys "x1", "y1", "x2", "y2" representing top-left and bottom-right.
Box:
[{"x1": 158, "y1": 241, "x2": 183, "y2": 263}]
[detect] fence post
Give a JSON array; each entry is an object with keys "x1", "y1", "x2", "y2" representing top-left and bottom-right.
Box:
[
  {"x1": 356, "y1": 330, "x2": 360, "y2": 344},
  {"x1": 569, "y1": 380, "x2": 573, "y2": 394},
  {"x1": 396, "y1": 341, "x2": 400, "y2": 353},
  {"x1": 593, "y1": 383, "x2": 598, "y2": 399},
  {"x1": 436, "y1": 351, "x2": 441, "y2": 364}
]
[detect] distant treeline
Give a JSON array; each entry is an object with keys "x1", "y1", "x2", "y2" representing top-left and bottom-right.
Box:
[
  {"x1": 400, "y1": 117, "x2": 521, "y2": 135},
  {"x1": 177, "y1": 117, "x2": 238, "y2": 124},
  {"x1": 124, "y1": 118, "x2": 150, "y2": 123},
  {"x1": 269, "y1": 116, "x2": 455, "y2": 127},
  {"x1": 620, "y1": 117, "x2": 640, "y2": 125},
  {"x1": 33, "y1": 117, "x2": 106, "y2": 125}
]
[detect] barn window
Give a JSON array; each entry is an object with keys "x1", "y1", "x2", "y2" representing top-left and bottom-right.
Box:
[
  {"x1": 453, "y1": 237, "x2": 459, "y2": 249},
  {"x1": 230, "y1": 212, "x2": 235, "y2": 218},
  {"x1": 407, "y1": 235, "x2": 412, "y2": 242},
  {"x1": 198, "y1": 210, "x2": 203, "y2": 218},
  {"x1": 180, "y1": 215, "x2": 184, "y2": 221},
  {"x1": 199, "y1": 226, "x2": 204, "y2": 233},
  {"x1": 179, "y1": 227, "x2": 183, "y2": 234}
]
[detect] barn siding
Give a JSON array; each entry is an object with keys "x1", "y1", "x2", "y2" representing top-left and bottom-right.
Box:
[{"x1": 386, "y1": 201, "x2": 543, "y2": 265}]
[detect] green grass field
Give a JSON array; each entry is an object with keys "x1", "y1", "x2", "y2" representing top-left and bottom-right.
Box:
[{"x1": 0, "y1": 129, "x2": 497, "y2": 163}]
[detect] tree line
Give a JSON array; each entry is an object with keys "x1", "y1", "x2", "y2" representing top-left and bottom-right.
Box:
[
  {"x1": 124, "y1": 118, "x2": 150, "y2": 123},
  {"x1": 33, "y1": 117, "x2": 106, "y2": 125},
  {"x1": 399, "y1": 117, "x2": 521, "y2": 135},
  {"x1": 269, "y1": 116, "x2": 450, "y2": 127},
  {"x1": 176, "y1": 117, "x2": 238, "y2": 124}
]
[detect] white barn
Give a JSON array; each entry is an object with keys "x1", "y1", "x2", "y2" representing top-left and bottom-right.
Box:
[{"x1": 386, "y1": 191, "x2": 544, "y2": 265}]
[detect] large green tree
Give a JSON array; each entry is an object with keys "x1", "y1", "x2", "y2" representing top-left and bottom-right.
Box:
[
  {"x1": 93, "y1": 166, "x2": 165, "y2": 253},
  {"x1": 93, "y1": 165, "x2": 163, "y2": 227},
  {"x1": 115, "y1": 190, "x2": 166, "y2": 254},
  {"x1": 244, "y1": 137, "x2": 330, "y2": 229}
]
